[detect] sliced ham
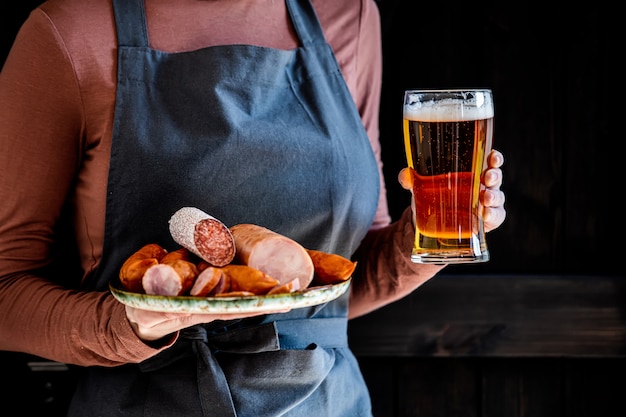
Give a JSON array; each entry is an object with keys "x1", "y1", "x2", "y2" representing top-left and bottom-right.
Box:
[
  {"x1": 142, "y1": 261, "x2": 197, "y2": 296},
  {"x1": 229, "y1": 224, "x2": 314, "y2": 289}
]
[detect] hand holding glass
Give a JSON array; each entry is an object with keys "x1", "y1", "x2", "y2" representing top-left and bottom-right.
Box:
[{"x1": 403, "y1": 89, "x2": 494, "y2": 264}]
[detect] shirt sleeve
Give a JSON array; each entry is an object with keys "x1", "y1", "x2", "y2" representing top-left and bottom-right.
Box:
[
  {"x1": 355, "y1": 0, "x2": 391, "y2": 230},
  {"x1": 348, "y1": 1, "x2": 446, "y2": 319},
  {"x1": 349, "y1": 208, "x2": 446, "y2": 318},
  {"x1": 0, "y1": 9, "x2": 166, "y2": 366}
]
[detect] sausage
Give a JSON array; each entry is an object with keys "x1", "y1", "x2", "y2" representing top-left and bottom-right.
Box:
[
  {"x1": 229, "y1": 224, "x2": 314, "y2": 289},
  {"x1": 197, "y1": 260, "x2": 212, "y2": 273},
  {"x1": 214, "y1": 291, "x2": 256, "y2": 297},
  {"x1": 142, "y1": 259, "x2": 198, "y2": 296},
  {"x1": 119, "y1": 243, "x2": 167, "y2": 293},
  {"x1": 142, "y1": 247, "x2": 199, "y2": 296},
  {"x1": 160, "y1": 247, "x2": 193, "y2": 263},
  {"x1": 169, "y1": 207, "x2": 236, "y2": 267},
  {"x1": 190, "y1": 265, "x2": 224, "y2": 297},
  {"x1": 208, "y1": 271, "x2": 231, "y2": 296},
  {"x1": 267, "y1": 278, "x2": 301, "y2": 295},
  {"x1": 306, "y1": 249, "x2": 357, "y2": 286},
  {"x1": 222, "y1": 264, "x2": 280, "y2": 295}
]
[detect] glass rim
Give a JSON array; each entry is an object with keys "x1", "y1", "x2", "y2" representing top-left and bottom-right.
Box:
[{"x1": 404, "y1": 88, "x2": 492, "y2": 93}]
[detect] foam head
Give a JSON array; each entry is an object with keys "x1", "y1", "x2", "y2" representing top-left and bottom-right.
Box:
[{"x1": 404, "y1": 90, "x2": 494, "y2": 122}]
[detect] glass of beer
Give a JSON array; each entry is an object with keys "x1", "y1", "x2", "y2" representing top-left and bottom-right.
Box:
[{"x1": 403, "y1": 89, "x2": 494, "y2": 263}]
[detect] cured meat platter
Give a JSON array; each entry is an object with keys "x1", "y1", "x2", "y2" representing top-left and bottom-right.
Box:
[{"x1": 109, "y1": 278, "x2": 351, "y2": 314}]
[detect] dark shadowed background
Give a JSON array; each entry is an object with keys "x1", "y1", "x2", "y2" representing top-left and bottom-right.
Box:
[{"x1": 1, "y1": 1, "x2": 623, "y2": 416}]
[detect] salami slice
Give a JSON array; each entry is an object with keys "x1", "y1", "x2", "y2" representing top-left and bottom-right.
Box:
[{"x1": 168, "y1": 207, "x2": 236, "y2": 267}]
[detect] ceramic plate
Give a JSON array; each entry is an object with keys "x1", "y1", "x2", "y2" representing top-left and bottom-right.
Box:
[{"x1": 109, "y1": 278, "x2": 351, "y2": 314}]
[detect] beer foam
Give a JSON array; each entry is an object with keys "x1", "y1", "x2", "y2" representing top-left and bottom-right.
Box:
[{"x1": 404, "y1": 92, "x2": 494, "y2": 122}]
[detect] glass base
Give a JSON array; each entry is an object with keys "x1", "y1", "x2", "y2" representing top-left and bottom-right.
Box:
[{"x1": 411, "y1": 251, "x2": 490, "y2": 264}]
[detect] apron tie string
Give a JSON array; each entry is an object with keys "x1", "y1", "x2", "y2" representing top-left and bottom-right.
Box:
[
  {"x1": 138, "y1": 318, "x2": 348, "y2": 417},
  {"x1": 188, "y1": 323, "x2": 282, "y2": 417}
]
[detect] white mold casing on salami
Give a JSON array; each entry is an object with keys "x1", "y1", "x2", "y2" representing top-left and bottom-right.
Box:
[
  {"x1": 168, "y1": 207, "x2": 235, "y2": 267},
  {"x1": 229, "y1": 224, "x2": 315, "y2": 290}
]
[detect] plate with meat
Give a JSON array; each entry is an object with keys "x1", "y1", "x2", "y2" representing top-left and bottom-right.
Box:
[
  {"x1": 109, "y1": 207, "x2": 357, "y2": 313},
  {"x1": 109, "y1": 277, "x2": 351, "y2": 314}
]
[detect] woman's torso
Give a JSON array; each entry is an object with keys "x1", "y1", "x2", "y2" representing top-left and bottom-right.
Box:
[
  {"x1": 32, "y1": 0, "x2": 385, "y2": 282},
  {"x1": 65, "y1": 0, "x2": 378, "y2": 414}
]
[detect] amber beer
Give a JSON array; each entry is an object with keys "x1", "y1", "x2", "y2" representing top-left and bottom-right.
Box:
[{"x1": 403, "y1": 89, "x2": 494, "y2": 263}]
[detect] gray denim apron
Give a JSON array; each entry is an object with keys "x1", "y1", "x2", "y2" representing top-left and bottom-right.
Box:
[{"x1": 68, "y1": 0, "x2": 379, "y2": 415}]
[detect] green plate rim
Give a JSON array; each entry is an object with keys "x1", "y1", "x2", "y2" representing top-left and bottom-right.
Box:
[{"x1": 109, "y1": 278, "x2": 351, "y2": 314}]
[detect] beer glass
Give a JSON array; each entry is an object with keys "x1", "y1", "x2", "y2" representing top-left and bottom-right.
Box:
[{"x1": 403, "y1": 89, "x2": 494, "y2": 263}]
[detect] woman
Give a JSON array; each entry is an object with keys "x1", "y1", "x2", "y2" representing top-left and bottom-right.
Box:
[{"x1": 0, "y1": 0, "x2": 506, "y2": 415}]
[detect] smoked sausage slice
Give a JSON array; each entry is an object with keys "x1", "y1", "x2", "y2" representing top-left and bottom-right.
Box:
[
  {"x1": 190, "y1": 265, "x2": 224, "y2": 297},
  {"x1": 142, "y1": 260, "x2": 198, "y2": 296},
  {"x1": 169, "y1": 207, "x2": 236, "y2": 267},
  {"x1": 229, "y1": 224, "x2": 314, "y2": 289},
  {"x1": 222, "y1": 264, "x2": 280, "y2": 295},
  {"x1": 267, "y1": 278, "x2": 301, "y2": 295},
  {"x1": 119, "y1": 243, "x2": 167, "y2": 293},
  {"x1": 306, "y1": 249, "x2": 356, "y2": 285}
]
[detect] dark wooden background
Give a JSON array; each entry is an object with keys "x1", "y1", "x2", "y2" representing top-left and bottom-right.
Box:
[
  {"x1": 1, "y1": 1, "x2": 624, "y2": 416},
  {"x1": 375, "y1": 0, "x2": 621, "y2": 276}
]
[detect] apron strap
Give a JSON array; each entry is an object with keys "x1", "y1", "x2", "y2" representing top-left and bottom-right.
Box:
[
  {"x1": 111, "y1": 0, "x2": 150, "y2": 47},
  {"x1": 111, "y1": 0, "x2": 326, "y2": 49},
  {"x1": 286, "y1": 0, "x2": 328, "y2": 47}
]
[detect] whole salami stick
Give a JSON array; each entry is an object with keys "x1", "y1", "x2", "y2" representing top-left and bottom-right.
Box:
[{"x1": 168, "y1": 207, "x2": 236, "y2": 267}]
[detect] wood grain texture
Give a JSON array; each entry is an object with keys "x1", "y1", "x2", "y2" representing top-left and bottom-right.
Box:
[
  {"x1": 349, "y1": 274, "x2": 626, "y2": 357},
  {"x1": 359, "y1": 357, "x2": 626, "y2": 417}
]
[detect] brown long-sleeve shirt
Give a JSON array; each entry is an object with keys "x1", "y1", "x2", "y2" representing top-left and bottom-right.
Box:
[{"x1": 0, "y1": 0, "x2": 443, "y2": 367}]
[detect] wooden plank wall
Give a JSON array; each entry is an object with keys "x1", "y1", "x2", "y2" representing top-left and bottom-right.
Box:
[
  {"x1": 359, "y1": 0, "x2": 623, "y2": 415},
  {"x1": 349, "y1": 274, "x2": 626, "y2": 415},
  {"x1": 349, "y1": 275, "x2": 626, "y2": 358},
  {"x1": 375, "y1": 0, "x2": 621, "y2": 275},
  {"x1": 358, "y1": 357, "x2": 626, "y2": 417}
]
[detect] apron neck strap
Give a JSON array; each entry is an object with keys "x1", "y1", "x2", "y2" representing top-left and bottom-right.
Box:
[
  {"x1": 112, "y1": 0, "x2": 149, "y2": 47},
  {"x1": 111, "y1": 0, "x2": 327, "y2": 48},
  {"x1": 286, "y1": 0, "x2": 328, "y2": 47}
]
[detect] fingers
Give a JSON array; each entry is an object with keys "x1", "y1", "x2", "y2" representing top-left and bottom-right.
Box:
[
  {"x1": 482, "y1": 150, "x2": 506, "y2": 232},
  {"x1": 483, "y1": 205, "x2": 506, "y2": 232},
  {"x1": 483, "y1": 187, "x2": 505, "y2": 208},
  {"x1": 483, "y1": 149, "x2": 504, "y2": 188},
  {"x1": 397, "y1": 149, "x2": 506, "y2": 234},
  {"x1": 400, "y1": 150, "x2": 504, "y2": 189},
  {"x1": 397, "y1": 167, "x2": 412, "y2": 190},
  {"x1": 125, "y1": 305, "x2": 290, "y2": 342},
  {"x1": 488, "y1": 149, "x2": 504, "y2": 168},
  {"x1": 483, "y1": 167, "x2": 502, "y2": 188}
]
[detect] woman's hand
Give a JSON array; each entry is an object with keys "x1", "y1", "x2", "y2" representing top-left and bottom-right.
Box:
[
  {"x1": 480, "y1": 149, "x2": 506, "y2": 232},
  {"x1": 398, "y1": 149, "x2": 506, "y2": 233},
  {"x1": 125, "y1": 305, "x2": 290, "y2": 342}
]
